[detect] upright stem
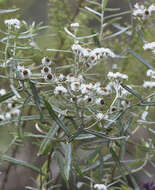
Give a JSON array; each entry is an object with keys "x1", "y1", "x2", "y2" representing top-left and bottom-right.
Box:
[{"x1": 99, "y1": 0, "x2": 105, "y2": 42}]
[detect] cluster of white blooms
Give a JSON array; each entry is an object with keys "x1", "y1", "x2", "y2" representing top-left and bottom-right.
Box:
[
  {"x1": 0, "y1": 89, "x2": 20, "y2": 121},
  {"x1": 133, "y1": 2, "x2": 155, "y2": 20},
  {"x1": 94, "y1": 184, "x2": 107, "y2": 190},
  {"x1": 107, "y1": 71, "x2": 128, "y2": 80},
  {"x1": 53, "y1": 73, "x2": 113, "y2": 107},
  {"x1": 146, "y1": 69, "x2": 155, "y2": 79},
  {"x1": 143, "y1": 81, "x2": 155, "y2": 88},
  {"x1": 17, "y1": 65, "x2": 32, "y2": 80},
  {"x1": 143, "y1": 42, "x2": 155, "y2": 55},
  {"x1": 72, "y1": 43, "x2": 117, "y2": 66},
  {"x1": 143, "y1": 69, "x2": 155, "y2": 88},
  {"x1": 4, "y1": 18, "x2": 21, "y2": 29},
  {"x1": 70, "y1": 22, "x2": 79, "y2": 28},
  {"x1": 54, "y1": 85, "x2": 67, "y2": 95},
  {"x1": 41, "y1": 57, "x2": 55, "y2": 82}
]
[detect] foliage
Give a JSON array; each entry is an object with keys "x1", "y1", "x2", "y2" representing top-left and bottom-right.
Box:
[{"x1": 0, "y1": 0, "x2": 155, "y2": 190}]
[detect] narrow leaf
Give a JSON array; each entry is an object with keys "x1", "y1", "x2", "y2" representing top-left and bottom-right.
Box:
[
  {"x1": 43, "y1": 98, "x2": 70, "y2": 136},
  {"x1": 1, "y1": 155, "x2": 42, "y2": 174},
  {"x1": 0, "y1": 88, "x2": 22, "y2": 103},
  {"x1": 128, "y1": 49, "x2": 154, "y2": 70},
  {"x1": 64, "y1": 143, "x2": 72, "y2": 180},
  {"x1": 29, "y1": 81, "x2": 43, "y2": 119},
  {"x1": 38, "y1": 125, "x2": 59, "y2": 155},
  {"x1": 121, "y1": 83, "x2": 143, "y2": 101},
  {"x1": 0, "y1": 8, "x2": 19, "y2": 14}
]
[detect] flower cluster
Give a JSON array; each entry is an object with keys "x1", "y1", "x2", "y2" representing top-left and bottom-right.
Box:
[
  {"x1": 143, "y1": 42, "x2": 155, "y2": 55},
  {"x1": 41, "y1": 57, "x2": 55, "y2": 82},
  {"x1": 4, "y1": 18, "x2": 21, "y2": 29},
  {"x1": 72, "y1": 43, "x2": 117, "y2": 66},
  {"x1": 0, "y1": 89, "x2": 20, "y2": 121},
  {"x1": 16, "y1": 65, "x2": 32, "y2": 80},
  {"x1": 94, "y1": 184, "x2": 107, "y2": 190},
  {"x1": 143, "y1": 69, "x2": 155, "y2": 88},
  {"x1": 133, "y1": 2, "x2": 155, "y2": 20}
]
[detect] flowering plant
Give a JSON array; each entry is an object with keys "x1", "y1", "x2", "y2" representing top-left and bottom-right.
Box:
[{"x1": 0, "y1": 1, "x2": 155, "y2": 190}]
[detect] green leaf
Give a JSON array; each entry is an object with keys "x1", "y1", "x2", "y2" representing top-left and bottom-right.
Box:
[
  {"x1": 110, "y1": 148, "x2": 126, "y2": 181},
  {"x1": 1, "y1": 155, "x2": 42, "y2": 174},
  {"x1": 105, "y1": 111, "x2": 124, "y2": 129},
  {"x1": 128, "y1": 49, "x2": 154, "y2": 70},
  {"x1": 139, "y1": 102, "x2": 155, "y2": 106},
  {"x1": 17, "y1": 96, "x2": 32, "y2": 139},
  {"x1": 0, "y1": 8, "x2": 19, "y2": 14},
  {"x1": 0, "y1": 114, "x2": 50, "y2": 127},
  {"x1": 29, "y1": 81, "x2": 43, "y2": 119},
  {"x1": 64, "y1": 143, "x2": 72, "y2": 180},
  {"x1": 43, "y1": 98, "x2": 70, "y2": 137},
  {"x1": 38, "y1": 125, "x2": 59, "y2": 155},
  {"x1": 120, "y1": 83, "x2": 143, "y2": 101},
  {"x1": 84, "y1": 129, "x2": 125, "y2": 141},
  {"x1": 0, "y1": 88, "x2": 22, "y2": 103}
]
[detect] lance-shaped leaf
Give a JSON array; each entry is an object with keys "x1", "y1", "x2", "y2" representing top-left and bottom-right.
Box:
[
  {"x1": 105, "y1": 111, "x2": 124, "y2": 129},
  {"x1": 138, "y1": 102, "x2": 155, "y2": 106},
  {"x1": 38, "y1": 125, "x2": 59, "y2": 155},
  {"x1": 0, "y1": 8, "x2": 19, "y2": 14},
  {"x1": 17, "y1": 96, "x2": 32, "y2": 139},
  {"x1": 128, "y1": 49, "x2": 154, "y2": 70},
  {"x1": 64, "y1": 143, "x2": 72, "y2": 180},
  {"x1": 0, "y1": 88, "x2": 22, "y2": 103},
  {"x1": 84, "y1": 129, "x2": 125, "y2": 141},
  {"x1": 29, "y1": 81, "x2": 43, "y2": 119},
  {"x1": 121, "y1": 83, "x2": 143, "y2": 101},
  {"x1": 1, "y1": 155, "x2": 42, "y2": 174},
  {"x1": 43, "y1": 98, "x2": 70, "y2": 137}
]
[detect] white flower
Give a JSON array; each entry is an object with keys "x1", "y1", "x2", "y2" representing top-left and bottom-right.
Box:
[
  {"x1": 143, "y1": 42, "x2": 155, "y2": 50},
  {"x1": 0, "y1": 89, "x2": 6, "y2": 96},
  {"x1": 4, "y1": 18, "x2": 20, "y2": 29},
  {"x1": 134, "y1": 2, "x2": 145, "y2": 10},
  {"x1": 80, "y1": 84, "x2": 92, "y2": 94},
  {"x1": 148, "y1": 4, "x2": 155, "y2": 15},
  {"x1": 5, "y1": 112, "x2": 11, "y2": 120},
  {"x1": 96, "y1": 113, "x2": 104, "y2": 120},
  {"x1": 41, "y1": 66, "x2": 51, "y2": 76},
  {"x1": 54, "y1": 85, "x2": 67, "y2": 95},
  {"x1": 146, "y1": 69, "x2": 155, "y2": 79},
  {"x1": 70, "y1": 22, "x2": 79, "y2": 28},
  {"x1": 41, "y1": 57, "x2": 52, "y2": 66},
  {"x1": 58, "y1": 74, "x2": 65, "y2": 81},
  {"x1": 94, "y1": 184, "x2": 107, "y2": 190},
  {"x1": 70, "y1": 81, "x2": 80, "y2": 91},
  {"x1": 66, "y1": 75, "x2": 76, "y2": 83},
  {"x1": 132, "y1": 2, "x2": 149, "y2": 20},
  {"x1": 107, "y1": 72, "x2": 128, "y2": 80},
  {"x1": 143, "y1": 42, "x2": 155, "y2": 54},
  {"x1": 72, "y1": 44, "x2": 82, "y2": 54},
  {"x1": 77, "y1": 182, "x2": 84, "y2": 189},
  {"x1": 44, "y1": 73, "x2": 54, "y2": 82},
  {"x1": 8, "y1": 102, "x2": 16, "y2": 109},
  {"x1": 11, "y1": 109, "x2": 20, "y2": 117},
  {"x1": 95, "y1": 98, "x2": 104, "y2": 105},
  {"x1": 96, "y1": 87, "x2": 110, "y2": 96},
  {"x1": 19, "y1": 68, "x2": 32, "y2": 80},
  {"x1": 0, "y1": 114, "x2": 5, "y2": 121},
  {"x1": 143, "y1": 81, "x2": 155, "y2": 88}
]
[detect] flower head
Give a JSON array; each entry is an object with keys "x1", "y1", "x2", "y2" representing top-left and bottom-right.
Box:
[
  {"x1": 94, "y1": 184, "x2": 107, "y2": 190},
  {"x1": 4, "y1": 18, "x2": 20, "y2": 29}
]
